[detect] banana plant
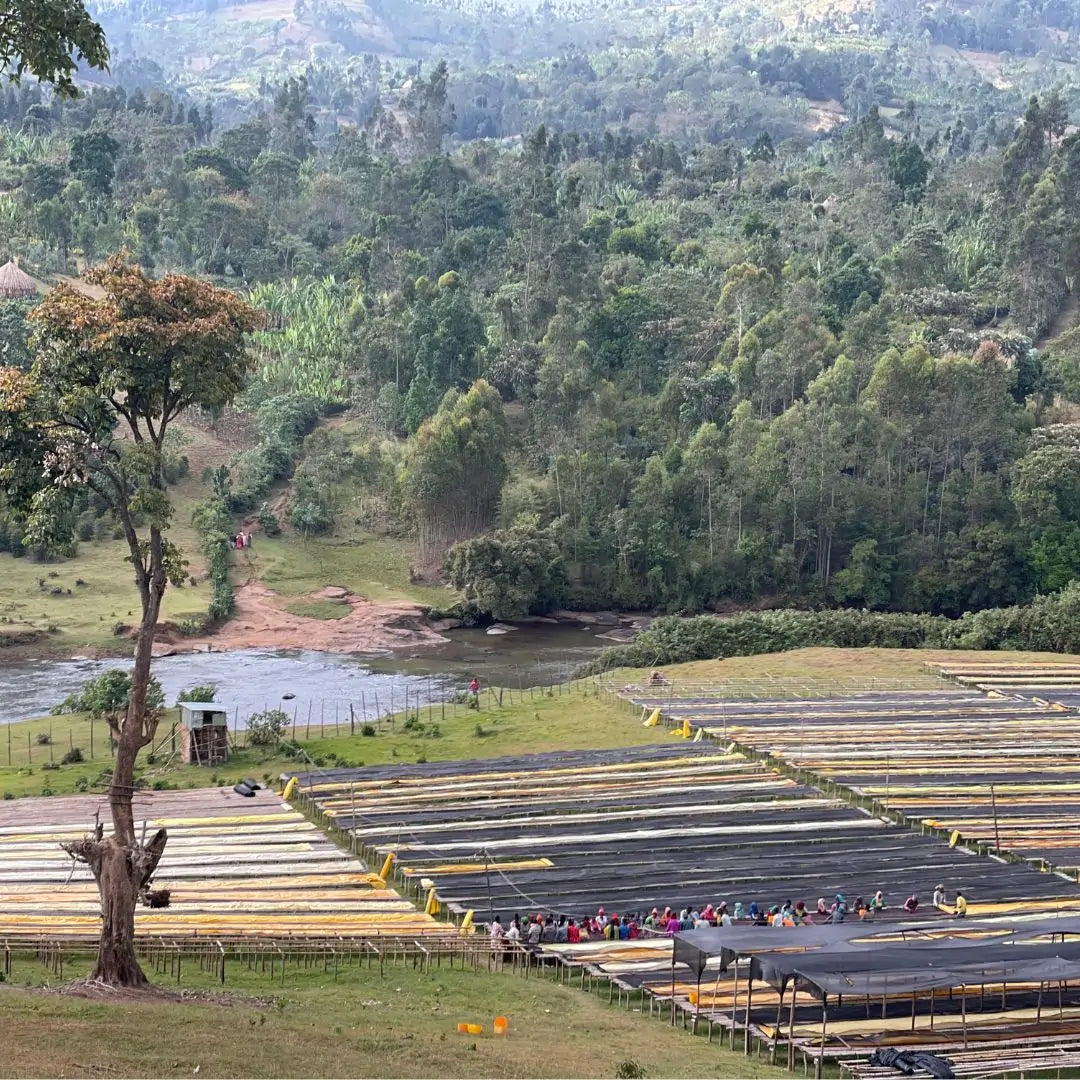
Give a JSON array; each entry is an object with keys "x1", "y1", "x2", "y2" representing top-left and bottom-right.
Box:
[{"x1": 248, "y1": 277, "x2": 355, "y2": 403}]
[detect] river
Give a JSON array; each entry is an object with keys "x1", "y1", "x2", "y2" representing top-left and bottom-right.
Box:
[{"x1": 0, "y1": 623, "x2": 609, "y2": 726}]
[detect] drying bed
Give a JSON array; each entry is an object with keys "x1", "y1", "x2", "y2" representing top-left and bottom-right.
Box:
[
  {"x1": 634, "y1": 689, "x2": 1080, "y2": 873},
  {"x1": 292, "y1": 744, "x2": 1078, "y2": 919},
  {"x1": 928, "y1": 660, "x2": 1080, "y2": 701},
  {"x1": 543, "y1": 916, "x2": 1080, "y2": 1066},
  {"x1": 0, "y1": 787, "x2": 448, "y2": 938}
]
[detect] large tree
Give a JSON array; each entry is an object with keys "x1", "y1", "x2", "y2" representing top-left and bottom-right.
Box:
[
  {"x1": 1, "y1": 0, "x2": 109, "y2": 95},
  {"x1": 0, "y1": 255, "x2": 260, "y2": 986}
]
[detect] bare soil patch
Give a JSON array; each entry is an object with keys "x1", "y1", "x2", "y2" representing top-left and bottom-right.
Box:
[{"x1": 174, "y1": 583, "x2": 448, "y2": 653}]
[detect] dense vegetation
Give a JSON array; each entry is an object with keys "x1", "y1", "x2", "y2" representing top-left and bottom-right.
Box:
[
  {"x1": 3, "y1": 0, "x2": 1080, "y2": 622},
  {"x1": 583, "y1": 581, "x2": 1080, "y2": 673}
]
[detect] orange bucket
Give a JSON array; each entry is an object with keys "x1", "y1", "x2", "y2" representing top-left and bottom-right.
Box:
[
  {"x1": 466, "y1": 1024, "x2": 483, "y2": 1035},
  {"x1": 457, "y1": 1023, "x2": 470, "y2": 1033},
  {"x1": 493, "y1": 1016, "x2": 509, "y2": 1035}
]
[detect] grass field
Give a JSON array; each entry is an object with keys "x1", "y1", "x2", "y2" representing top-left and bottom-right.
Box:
[
  {"x1": 0, "y1": 545, "x2": 213, "y2": 649},
  {"x1": 0, "y1": 422, "x2": 226, "y2": 651},
  {"x1": 280, "y1": 597, "x2": 352, "y2": 619},
  {"x1": 254, "y1": 531, "x2": 450, "y2": 608},
  {"x1": 0, "y1": 956, "x2": 784, "y2": 1079},
  {"x1": 0, "y1": 686, "x2": 653, "y2": 799},
  {"x1": 613, "y1": 646, "x2": 1080, "y2": 686}
]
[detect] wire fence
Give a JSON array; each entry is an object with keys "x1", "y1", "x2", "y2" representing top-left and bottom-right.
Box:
[
  {"x1": 1, "y1": 672, "x2": 957, "y2": 768},
  {"x1": 6, "y1": 932, "x2": 497, "y2": 986},
  {"x1": 2, "y1": 678, "x2": 604, "y2": 767}
]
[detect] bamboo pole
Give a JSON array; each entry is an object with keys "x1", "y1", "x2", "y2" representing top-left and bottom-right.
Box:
[
  {"x1": 729, "y1": 965, "x2": 739, "y2": 1051},
  {"x1": 815, "y1": 997, "x2": 827, "y2": 1080},
  {"x1": 787, "y1": 985, "x2": 798, "y2": 1069},
  {"x1": 744, "y1": 978, "x2": 754, "y2": 1056},
  {"x1": 770, "y1": 983, "x2": 786, "y2": 1064}
]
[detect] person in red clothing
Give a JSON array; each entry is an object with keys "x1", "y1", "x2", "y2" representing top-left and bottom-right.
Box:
[
  {"x1": 468, "y1": 677, "x2": 480, "y2": 710},
  {"x1": 566, "y1": 919, "x2": 581, "y2": 944}
]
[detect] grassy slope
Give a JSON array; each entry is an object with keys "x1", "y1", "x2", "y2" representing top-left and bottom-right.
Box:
[
  {"x1": 0, "y1": 543, "x2": 212, "y2": 650},
  {"x1": 0, "y1": 419, "x2": 447, "y2": 654},
  {"x1": 611, "y1": 645, "x2": 1080, "y2": 685},
  {"x1": 0, "y1": 686, "x2": 649, "y2": 798},
  {"x1": 1, "y1": 957, "x2": 783, "y2": 1080},
  {"x1": 254, "y1": 531, "x2": 449, "y2": 608},
  {"x1": 0, "y1": 421, "x2": 227, "y2": 650}
]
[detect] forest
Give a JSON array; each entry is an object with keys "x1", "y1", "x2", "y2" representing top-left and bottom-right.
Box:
[{"x1": 3, "y1": 0, "x2": 1080, "y2": 621}]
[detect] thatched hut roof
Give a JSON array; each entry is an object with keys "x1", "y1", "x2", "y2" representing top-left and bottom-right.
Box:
[{"x1": 0, "y1": 259, "x2": 37, "y2": 300}]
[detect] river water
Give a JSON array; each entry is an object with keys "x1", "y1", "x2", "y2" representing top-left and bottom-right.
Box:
[{"x1": 0, "y1": 624, "x2": 609, "y2": 726}]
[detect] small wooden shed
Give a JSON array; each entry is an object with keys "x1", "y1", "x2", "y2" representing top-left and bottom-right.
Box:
[{"x1": 179, "y1": 702, "x2": 229, "y2": 765}]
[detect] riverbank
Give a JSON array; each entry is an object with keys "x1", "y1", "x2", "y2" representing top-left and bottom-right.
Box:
[
  {"x1": 159, "y1": 583, "x2": 450, "y2": 656},
  {"x1": 0, "y1": 681, "x2": 640, "y2": 799}
]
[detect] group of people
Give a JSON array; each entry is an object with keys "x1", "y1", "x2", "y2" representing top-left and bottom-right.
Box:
[
  {"x1": 229, "y1": 529, "x2": 253, "y2": 549},
  {"x1": 488, "y1": 886, "x2": 970, "y2": 949}
]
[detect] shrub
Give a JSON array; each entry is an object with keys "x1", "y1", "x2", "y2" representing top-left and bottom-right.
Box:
[
  {"x1": 257, "y1": 502, "x2": 281, "y2": 537},
  {"x1": 247, "y1": 708, "x2": 291, "y2": 746},
  {"x1": 61, "y1": 747, "x2": 84, "y2": 765},
  {"x1": 578, "y1": 582, "x2": 1080, "y2": 674},
  {"x1": 54, "y1": 670, "x2": 165, "y2": 722},
  {"x1": 177, "y1": 683, "x2": 218, "y2": 704},
  {"x1": 615, "y1": 1061, "x2": 646, "y2": 1080},
  {"x1": 177, "y1": 616, "x2": 210, "y2": 636},
  {"x1": 74, "y1": 777, "x2": 89, "y2": 792},
  {"x1": 360, "y1": 723, "x2": 376, "y2": 737},
  {"x1": 35, "y1": 732, "x2": 51, "y2": 745},
  {"x1": 192, "y1": 495, "x2": 235, "y2": 624}
]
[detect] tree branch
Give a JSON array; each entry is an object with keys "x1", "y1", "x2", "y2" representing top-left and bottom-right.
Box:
[
  {"x1": 60, "y1": 837, "x2": 104, "y2": 875},
  {"x1": 134, "y1": 828, "x2": 168, "y2": 896}
]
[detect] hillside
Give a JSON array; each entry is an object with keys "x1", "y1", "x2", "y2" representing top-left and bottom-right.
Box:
[
  {"x1": 3, "y1": 1, "x2": 1080, "y2": 636},
  {"x1": 82, "y1": 0, "x2": 1080, "y2": 137},
  {"x1": 0, "y1": 412, "x2": 451, "y2": 655}
]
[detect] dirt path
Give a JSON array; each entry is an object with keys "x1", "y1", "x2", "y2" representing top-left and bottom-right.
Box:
[
  {"x1": 164, "y1": 583, "x2": 449, "y2": 655},
  {"x1": 1037, "y1": 291, "x2": 1080, "y2": 351}
]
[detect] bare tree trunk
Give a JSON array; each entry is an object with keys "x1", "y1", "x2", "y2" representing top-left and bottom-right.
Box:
[
  {"x1": 63, "y1": 531, "x2": 169, "y2": 987},
  {"x1": 92, "y1": 834, "x2": 161, "y2": 985}
]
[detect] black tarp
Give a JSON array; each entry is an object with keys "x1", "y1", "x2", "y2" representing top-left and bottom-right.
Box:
[
  {"x1": 672, "y1": 924, "x2": 867, "y2": 977},
  {"x1": 749, "y1": 940, "x2": 1080, "y2": 999},
  {"x1": 672, "y1": 915, "x2": 1080, "y2": 978},
  {"x1": 672, "y1": 925, "x2": 1080, "y2": 995}
]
